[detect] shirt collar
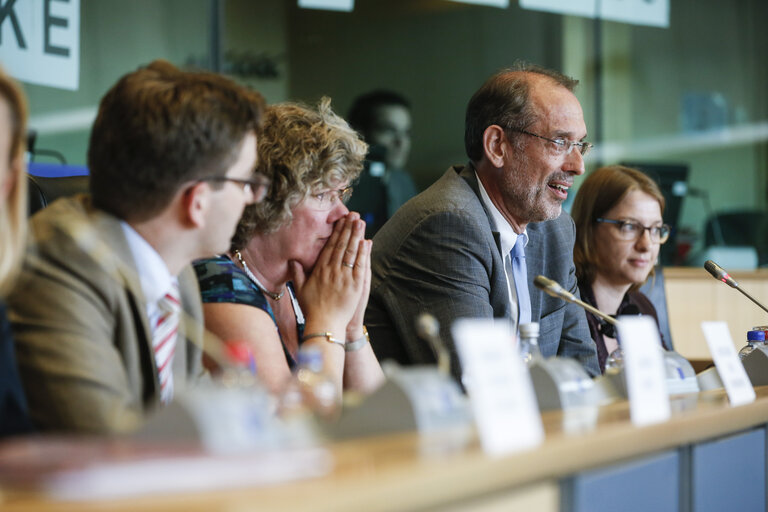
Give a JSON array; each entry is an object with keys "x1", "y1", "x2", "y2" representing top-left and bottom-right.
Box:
[
  {"x1": 120, "y1": 222, "x2": 176, "y2": 304},
  {"x1": 475, "y1": 170, "x2": 528, "y2": 256}
]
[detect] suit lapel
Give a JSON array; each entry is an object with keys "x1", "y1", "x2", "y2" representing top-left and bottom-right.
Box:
[
  {"x1": 85, "y1": 202, "x2": 160, "y2": 396},
  {"x1": 457, "y1": 164, "x2": 511, "y2": 318}
]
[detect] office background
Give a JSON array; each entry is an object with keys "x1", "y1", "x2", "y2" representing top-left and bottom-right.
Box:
[{"x1": 22, "y1": 0, "x2": 768, "y2": 261}]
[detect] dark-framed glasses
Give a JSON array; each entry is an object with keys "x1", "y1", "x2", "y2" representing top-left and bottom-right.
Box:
[
  {"x1": 515, "y1": 129, "x2": 594, "y2": 157},
  {"x1": 200, "y1": 174, "x2": 271, "y2": 203},
  {"x1": 310, "y1": 185, "x2": 354, "y2": 210},
  {"x1": 596, "y1": 218, "x2": 671, "y2": 244}
]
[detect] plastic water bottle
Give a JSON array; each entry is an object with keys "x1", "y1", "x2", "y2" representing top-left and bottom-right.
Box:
[
  {"x1": 279, "y1": 347, "x2": 340, "y2": 420},
  {"x1": 738, "y1": 329, "x2": 766, "y2": 360},
  {"x1": 519, "y1": 322, "x2": 542, "y2": 366}
]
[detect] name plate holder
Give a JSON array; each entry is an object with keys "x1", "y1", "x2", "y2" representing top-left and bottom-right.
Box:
[
  {"x1": 616, "y1": 316, "x2": 671, "y2": 426},
  {"x1": 701, "y1": 321, "x2": 756, "y2": 405},
  {"x1": 453, "y1": 318, "x2": 544, "y2": 455}
]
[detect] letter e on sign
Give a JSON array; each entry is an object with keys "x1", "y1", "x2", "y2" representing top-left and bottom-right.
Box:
[{"x1": 0, "y1": 0, "x2": 80, "y2": 90}]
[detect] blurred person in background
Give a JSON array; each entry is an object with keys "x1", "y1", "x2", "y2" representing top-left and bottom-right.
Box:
[
  {"x1": 0, "y1": 69, "x2": 33, "y2": 436},
  {"x1": 195, "y1": 99, "x2": 384, "y2": 398},
  {"x1": 347, "y1": 90, "x2": 418, "y2": 237}
]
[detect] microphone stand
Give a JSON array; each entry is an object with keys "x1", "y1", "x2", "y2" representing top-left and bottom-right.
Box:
[
  {"x1": 704, "y1": 260, "x2": 768, "y2": 314},
  {"x1": 533, "y1": 275, "x2": 699, "y2": 397}
]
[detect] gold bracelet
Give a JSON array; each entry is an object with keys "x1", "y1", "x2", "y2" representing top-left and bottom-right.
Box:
[
  {"x1": 302, "y1": 331, "x2": 345, "y2": 348},
  {"x1": 345, "y1": 326, "x2": 370, "y2": 352}
]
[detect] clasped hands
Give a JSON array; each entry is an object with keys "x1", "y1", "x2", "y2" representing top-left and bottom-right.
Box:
[{"x1": 290, "y1": 212, "x2": 371, "y2": 342}]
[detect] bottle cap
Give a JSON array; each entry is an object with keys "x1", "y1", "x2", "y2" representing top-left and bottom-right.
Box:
[
  {"x1": 519, "y1": 322, "x2": 540, "y2": 338},
  {"x1": 747, "y1": 330, "x2": 766, "y2": 341},
  {"x1": 297, "y1": 347, "x2": 324, "y2": 369}
]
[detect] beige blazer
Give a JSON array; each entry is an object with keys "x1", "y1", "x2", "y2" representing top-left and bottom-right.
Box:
[{"x1": 8, "y1": 195, "x2": 205, "y2": 433}]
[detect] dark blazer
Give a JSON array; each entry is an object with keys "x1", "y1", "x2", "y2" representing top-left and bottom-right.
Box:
[
  {"x1": 366, "y1": 165, "x2": 600, "y2": 380},
  {"x1": 7, "y1": 195, "x2": 206, "y2": 433},
  {"x1": 579, "y1": 284, "x2": 670, "y2": 373},
  {"x1": 0, "y1": 300, "x2": 33, "y2": 437}
]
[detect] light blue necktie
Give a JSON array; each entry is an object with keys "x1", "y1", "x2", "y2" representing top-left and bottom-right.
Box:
[{"x1": 511, "y1": 236, "x2": 532, "y2": 328}]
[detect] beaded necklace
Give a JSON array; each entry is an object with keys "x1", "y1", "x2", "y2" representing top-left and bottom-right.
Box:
[{"x1": 233, "y1": 250, "x2": 286, "y2": 301}]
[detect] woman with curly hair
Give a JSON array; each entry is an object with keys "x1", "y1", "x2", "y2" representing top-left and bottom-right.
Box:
[
  {"x1": 194, "y1": 99, "x2": 384, "y2": 397},
  {"x1": 0, "y1": 69, "x2": 33, "y2": 435}
]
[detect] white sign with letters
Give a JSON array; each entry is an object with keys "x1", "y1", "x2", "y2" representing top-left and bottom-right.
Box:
[
  {"x1": 701, "y1": 321, "x2": 756, "y2": 406},
  {"x1": 0, "y1": 0, "x2": 80, "y2": 90},
  {"x1": 519, "y1": 0, "x2": 595, "y2": 18},
  {"x1": 448, "y1": 0, "x2": 509, "y2": 8},
  {"x1": 452, "y1": 318, "x2": 543, "y2": 456},
  {"x1": 616, "y1": 315, "x2": 671, "y2": 426},
  {"x1": 600, "y1": 0, "x2": 669, "y2": 28},
  {"x1": 298, "y1": 0, "x2": 354, "y2": 12},
  {"x1": 520, "y1": 0, "x2": 669, "y2": 28}
]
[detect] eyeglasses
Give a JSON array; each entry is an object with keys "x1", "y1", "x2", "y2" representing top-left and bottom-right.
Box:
[
  {"x1": 515, "y1": 129, "x2": 594, "y2": 157},
  {"x1": 596, "y1": 218, "x2": 671, "y2": 244},
  {"x1": 309, "y1": 186, "x2": 354, "y2": 210},
  {"x1": 200, "y1": 174, "x2": 271, "y2": 204}
]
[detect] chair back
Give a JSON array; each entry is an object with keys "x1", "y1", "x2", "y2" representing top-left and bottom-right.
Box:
[{"x1": 27, "y1": 174, "x2": 89, "y2": 216}]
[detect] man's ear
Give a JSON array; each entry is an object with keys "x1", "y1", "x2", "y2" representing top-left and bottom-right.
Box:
[
  {"x1": 182, "y1": 181, "x2": 210, "y2": 229},
  {"x1": 482, "y1": 125, "x2": 509, "y2": 168}
]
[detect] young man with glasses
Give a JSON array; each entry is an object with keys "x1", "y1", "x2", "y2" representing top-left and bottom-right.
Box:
[
  {"x1": 366, "y1": 64, "x2": 600, "y2": 380},
  {"x1": 8, "y1": 61, "x2": 267, "y2": 433}
]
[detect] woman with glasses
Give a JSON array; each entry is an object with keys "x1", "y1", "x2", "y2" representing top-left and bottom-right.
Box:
[
  {"x1": 194, "y1": 99, "x2": 384, "y2": 397},
  {"x1": 571, "y1": 165, "x2": 672, "y2": 373},
  {"x1": 0, "y1": 69, "x2": 33, "y2": 435}
]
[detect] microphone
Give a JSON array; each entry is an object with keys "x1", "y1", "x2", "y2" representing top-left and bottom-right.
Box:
[
  {"x1": 703, "y1": 260, "x2": 768, "y2": 314},
  {"x1": 533, "y1": 275, "x2": 619, "y2": 326},
  {"x1": 415, "y1": 313, "x2": 451, "y2": 376}
]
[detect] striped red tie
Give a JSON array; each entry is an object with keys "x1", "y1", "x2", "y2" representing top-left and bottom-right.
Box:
[{"x1": 153, "y1": 283, "x2": 180, "y2": 404}]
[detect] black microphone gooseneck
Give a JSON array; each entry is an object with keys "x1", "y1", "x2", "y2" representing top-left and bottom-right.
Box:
[
  {"x1": 533, "y1": 275, "x2": 619, "y2": 326},
  {"x1": 703, "y1": 260, "x2": 768, "y2": 315}
]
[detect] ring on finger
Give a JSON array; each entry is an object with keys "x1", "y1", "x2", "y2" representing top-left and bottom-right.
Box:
[{"x1": 342, "y1": 262, "x2": 355, "y2": 269}]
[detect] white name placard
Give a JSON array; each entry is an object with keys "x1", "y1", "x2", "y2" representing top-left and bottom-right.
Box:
[
  {"x1": 616, "y1": 315, "x2": 671, "y2": 426},
  {"x1": 452, "y1": 318, "x2": 543, "y2": 456},
  {"x1": 520, "y1": 0, "x2": 669, "y2": 28},
  {"x1": 600, "y1": 0, "x2": 669, "y2": 28},
  {"x1": 701, "y1": 321, "x2": 756, "y2": 406},
  {"x1": 298, "y1": 0, "x2": 354, "y2": 12},
  {"x1": 519, "y1": 0, "x2": 595, "y2": 18},
  {"x1": 0, "y1": 0, "x2": 80, "y2": 90},
  {"x1": 448, "y1": 0, "x2": 509, "y2": 8}
]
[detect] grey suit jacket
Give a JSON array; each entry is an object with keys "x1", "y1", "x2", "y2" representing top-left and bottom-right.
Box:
[
  {"x1": 8, "y1": 195, "x2": 206, "y2": 433},
  {"x1": 366, "y1": 165, "x2": 600, "y2": 379}
]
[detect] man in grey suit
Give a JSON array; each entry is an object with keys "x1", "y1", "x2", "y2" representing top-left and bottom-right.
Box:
[
  {"x1": 8, "y1": 61, "x2": 269, "y2": 432},
  {"x1": 365, "y1": 64, "x2": 600, "y2": 379}
]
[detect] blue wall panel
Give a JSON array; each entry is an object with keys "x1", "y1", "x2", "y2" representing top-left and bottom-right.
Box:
[
  {"x1": 565, "y1": 450, "x2": 680, "y2": 512},
  {"x1": 691, "y1": 428, "x2": 765, "y2": 512}
]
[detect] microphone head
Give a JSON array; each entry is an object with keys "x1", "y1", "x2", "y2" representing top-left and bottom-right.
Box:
[
  {"x1": 415, "y1": 312, "x2": 440, "y2": 340},
  {"x1": 533, "y1": 275, "x2": 574, "y2": 301},
  {"x1": 704, "y1": 260, "x2": 738, "y2": 288}
]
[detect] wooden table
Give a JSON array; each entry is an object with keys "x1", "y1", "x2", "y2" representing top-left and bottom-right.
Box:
[{"x1": 3, "y1": 387, "x2": 768, "y2": 512}]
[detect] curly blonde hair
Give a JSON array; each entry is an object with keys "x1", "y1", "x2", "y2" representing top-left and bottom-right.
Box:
[{"x1": 231, "y1": 98, "x2": 367, "y2": 249}]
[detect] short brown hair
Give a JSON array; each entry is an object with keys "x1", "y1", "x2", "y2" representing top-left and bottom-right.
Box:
[
  {"x1": 88, "y1": 60, "x2": 265, "y2": 222},
  {"x1": 0, "y1": 68, "x2": 28, "y2": 294},
  {"x1": 231, "y1": 98, "x2": 366, "y2": 249},
  {"x1": 571, "y1": 165, "x2": 666, "y2": 290},
  {"x1": 464, "y1": 62, "x2": 578, "y2": 162}
]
